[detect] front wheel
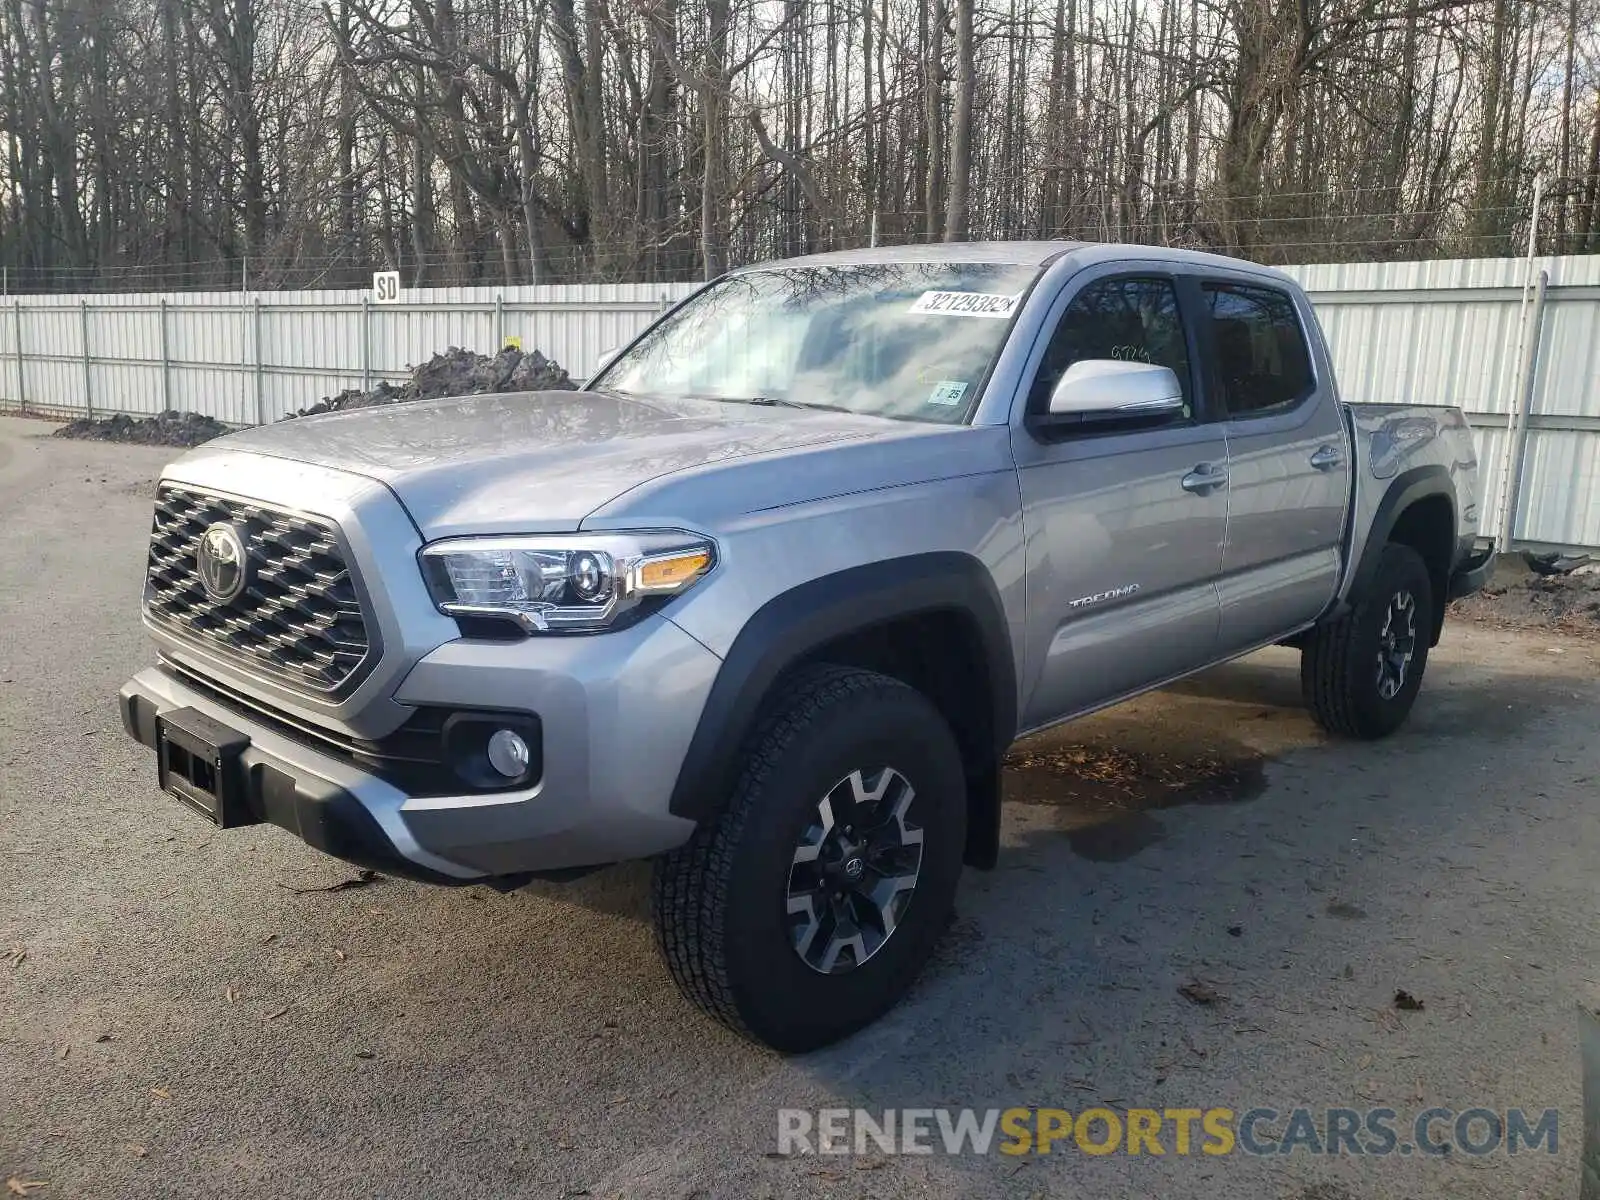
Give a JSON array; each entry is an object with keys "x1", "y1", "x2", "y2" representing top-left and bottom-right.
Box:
[
  {"x1": 652, "y1": 664, "x2": 966, "y2": 1052},
  {"x1": 1301, "y1": 542, "x2": 1434, "y2": 738}
]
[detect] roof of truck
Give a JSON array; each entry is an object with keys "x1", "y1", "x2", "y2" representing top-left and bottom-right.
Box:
[
  {"x1": 730, "y1": 240, "x2": 1292, "y2": 282},
  {"x1": 735, "y1": 241, "x2": 1086, "y2": 269}
]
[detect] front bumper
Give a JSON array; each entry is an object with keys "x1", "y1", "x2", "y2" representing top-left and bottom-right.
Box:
[
  {"x1": 121, "y1": 674, "x2": 474, "y2": 883},
  {"x1": 119, "y1": 613, "x2": 718, "y2": 882}
]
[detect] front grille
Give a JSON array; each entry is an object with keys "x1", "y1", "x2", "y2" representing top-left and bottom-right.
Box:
[{"x1": 145, "y1": 484, "x2": 375, "y2": 695}]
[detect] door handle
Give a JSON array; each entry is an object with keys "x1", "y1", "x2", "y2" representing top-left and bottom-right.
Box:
[
  {"x1": 1180, "y1": 464, "x2": 1228, "y2": 495},
  {"x1": 1310, "y1": 444, "x2": 1345, "y2": 470}
]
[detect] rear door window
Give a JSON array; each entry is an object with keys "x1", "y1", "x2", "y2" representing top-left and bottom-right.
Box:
[{"x1": 1200, "y1": 283, "x2": 1315, "y2": 417}]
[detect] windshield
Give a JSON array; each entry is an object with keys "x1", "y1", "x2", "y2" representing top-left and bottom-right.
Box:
[{"x1": 592, "y1": 262, "x2": 1043, "y2": 423}]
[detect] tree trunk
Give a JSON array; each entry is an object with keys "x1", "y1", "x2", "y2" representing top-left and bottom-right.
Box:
[
  {"x1": 923, "y1": 0, "x2": 944, "y2": 241},
  {"x1": 1472, "y1": 0, "x2": 1509, "y2": 240},
  {"x1": 943, "y1": 0, "x2": 973, "y2": 242},
  {"x1": 700, "y1": 0, "x2": 731, "y2": 278}
]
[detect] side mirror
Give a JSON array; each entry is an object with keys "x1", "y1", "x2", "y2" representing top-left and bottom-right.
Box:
[{"x1": 1042, "y1": 359, "x2": 1184, "y2": 425}]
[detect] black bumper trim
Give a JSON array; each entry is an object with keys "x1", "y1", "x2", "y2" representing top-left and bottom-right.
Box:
[
  {"x1": 120, "y1": 688, "x2": 472, "y2": 886},
  {"x1": 157, "y1": 656, "x2": 542, "y2": 799},
  {"x1": 1448, "y1": 544, "x2": 1496, "y2": 600}
]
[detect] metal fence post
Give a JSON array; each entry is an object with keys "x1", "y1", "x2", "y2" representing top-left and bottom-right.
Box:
[
  {"x1": 1498, "y1": 270, "x2": 1551, "y2": 550},
  {"x1": 495, "y1": 293, "x2": 504, "y2": 348},
  {"x1": 253, "y1": 297, "x2": 265, "y2": 425},
  {"x1": 11, "y1": 299, "x2": 24, "y2": 415},
  {"x1": 79, "y1": 300, "x2": 93, "y2": 420},
  {"x1": 240, "y1": 297, "x2": 249, "y2": 426},
  {"x1": 159, "y1": 299, "x2": 172, "y2": 412},
  {"x1": 1493, "y1": 174, "x2": 1545, "y2": 544},
  {"x1": 361, "y1": 295, "x2": 372, "y2": 390}
]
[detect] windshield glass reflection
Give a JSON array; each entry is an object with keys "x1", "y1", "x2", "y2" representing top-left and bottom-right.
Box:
[{"x1": 595, "y1": 263, "x2": 1042, "y2": 424}]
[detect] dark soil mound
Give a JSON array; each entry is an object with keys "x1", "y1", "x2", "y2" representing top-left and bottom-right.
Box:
[
  {"x1": 52, "y1": 410, "x2": 232, "y2": 448},
  {"x1": 50, "y1": 345, "x2": 576, "y2": 447},
  {"x1": 1450, "y1": 556, "x2": 1600, "y2": 636},
  {"x1": 288, "y1": 346, "x2": 573, "y2": 418}
]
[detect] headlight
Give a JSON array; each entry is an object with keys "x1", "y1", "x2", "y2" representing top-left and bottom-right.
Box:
[{"x1": 418, "y1": 531, "x2": 716, "y2": 634}]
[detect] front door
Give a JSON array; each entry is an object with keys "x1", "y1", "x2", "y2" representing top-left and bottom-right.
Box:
[{"x1": 1012, "y1": 271, "x2": 1228, "y2": 731}]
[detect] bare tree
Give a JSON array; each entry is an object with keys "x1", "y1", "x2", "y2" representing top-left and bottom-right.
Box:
[
  {"x1": 0, "y1": 0, "x2": 1594, "y2": 290},
  {"x1": 943, "y1": 0, "x2": 973, "y2": 241}
]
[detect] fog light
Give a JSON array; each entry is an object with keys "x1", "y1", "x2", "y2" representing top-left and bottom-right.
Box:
[{"x1": 486, "y1": 729, "x2": 531, "y2": 779}]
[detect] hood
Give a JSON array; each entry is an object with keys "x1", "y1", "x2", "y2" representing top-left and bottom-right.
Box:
[{"x1": 205, "y1": 390, "x2": 898, "y2": 536}]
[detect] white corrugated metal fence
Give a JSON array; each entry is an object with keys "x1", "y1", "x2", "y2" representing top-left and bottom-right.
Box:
[
  {"x1": 0, "y1": 283, "x2": 697, "y2": 427},
  {"x1": 2, "y1": 257, "x2": 1596, "y2": 548},
  {"x1": 1283, "y1": 255, "x2": 1600, "y2": 550}
]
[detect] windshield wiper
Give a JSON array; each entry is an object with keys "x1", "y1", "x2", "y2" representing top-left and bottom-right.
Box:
[
  {"x1": 683, "y1": 393, "x2": 854, "y2": 414},
  {"x1": 745, "y1": 396, "x2": 859, "y2": 414}
]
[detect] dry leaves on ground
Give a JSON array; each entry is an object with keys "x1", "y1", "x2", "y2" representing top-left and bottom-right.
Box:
[
  {"x1": 276, "y1": 869, "x2": 380, "y2": 895},
  {"x1": 1179, "y1": 980, "x2": 1225, "y2": 1006}
]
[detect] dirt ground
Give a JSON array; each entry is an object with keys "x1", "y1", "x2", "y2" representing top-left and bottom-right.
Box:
[
  {"x1": 1450, "y1": 558, "x2": 1600, "y2": 638},
  {"x1": 2, "y1": 414, "x2": 1598, "y2": 1200}
]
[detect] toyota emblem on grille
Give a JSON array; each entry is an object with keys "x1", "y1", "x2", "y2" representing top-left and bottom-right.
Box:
[{"x1": 196, "y1": 523, "x2": 250, "y2": 603}]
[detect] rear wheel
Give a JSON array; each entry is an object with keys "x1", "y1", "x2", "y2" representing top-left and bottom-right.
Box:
[
  {"x1": 652, "y1": 664, "x2": 966, "y2": 1052},
  {"x1": 1302, "y1": 542, "x2": 1434, "y2": 738}
]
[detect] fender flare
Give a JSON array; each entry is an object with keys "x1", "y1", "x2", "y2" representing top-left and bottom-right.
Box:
[
  {"x1": 1346, "y1": 464, "x2": 1457, "y2": 641},
  {"x1": 667, "y1": 552, "x2": 1017, "y2": 865}
]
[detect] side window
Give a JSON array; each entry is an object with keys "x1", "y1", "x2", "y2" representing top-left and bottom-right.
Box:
[
  {"x1": 1029, "y1": 277, "x2": 1192, "y2": 418},
  {"x1": 1201, "y1": 283, "x2": 1315, "y2": 416}
]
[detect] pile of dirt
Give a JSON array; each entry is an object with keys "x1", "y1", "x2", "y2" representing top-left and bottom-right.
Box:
[
  {"x1": 50, "y1": 345, "x2": 577, "y2": 447},
  {"x1": 52, "y1": 410, "x2": 232, "y2": 448},
  {"x1": 1450, "y1": 556, "x2": 1600, "y2": 636},
  {"x1": 288, "y1": 346, "x2": 573, "y2": 418}
]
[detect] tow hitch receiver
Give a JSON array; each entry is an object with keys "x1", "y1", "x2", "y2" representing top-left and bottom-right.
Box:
[{"x1": 155, "y1": 706, "x2": 258, "y2": 828}]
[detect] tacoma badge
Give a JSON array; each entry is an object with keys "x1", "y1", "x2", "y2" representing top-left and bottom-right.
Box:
[{"x1": 1067, "y1": 583, "x2": 1141, "y2": 609}]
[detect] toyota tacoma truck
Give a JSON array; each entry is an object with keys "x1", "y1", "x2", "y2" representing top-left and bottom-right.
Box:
[{"x1": 119, "y1": 242, "x2": 1492, "y2": 1051}]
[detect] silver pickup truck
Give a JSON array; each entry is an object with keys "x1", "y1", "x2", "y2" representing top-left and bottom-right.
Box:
[{"x1": 119, "y1": 242, "x2": 1491, "y2": 1051}]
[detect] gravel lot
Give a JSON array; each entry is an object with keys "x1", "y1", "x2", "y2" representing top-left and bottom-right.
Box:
[{"x1": 2, "y1": 412, "x2": 1597, "y2": 1200}]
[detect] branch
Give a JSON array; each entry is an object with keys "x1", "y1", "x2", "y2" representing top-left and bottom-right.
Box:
[{"x1": 747, "y1": 107, "x2": 831, "y2": 219}]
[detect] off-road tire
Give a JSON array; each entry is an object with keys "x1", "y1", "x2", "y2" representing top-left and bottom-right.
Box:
[
  {"x1": 1302, "y1": 542, "x2": 1434, "y2": 739},
  {"x1": 652, "y1": 663, "x2": 966, "y2": 1052}
]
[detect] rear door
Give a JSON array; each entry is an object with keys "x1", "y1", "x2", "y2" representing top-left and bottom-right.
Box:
[
  {"x1": 1194, "y1": 278, "x2": 1352, "y2": 654},
  {"x1": 1011, "y1": 267, "x2": 1228, "y2": 730}
]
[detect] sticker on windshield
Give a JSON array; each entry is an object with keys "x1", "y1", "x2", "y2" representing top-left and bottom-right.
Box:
[
  {"x1": 927, "y1": 380, "x2": 969, "y2": 406},
  {"x1": 908, "y1": 291, "x2": 1021, "y2": 319}
]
